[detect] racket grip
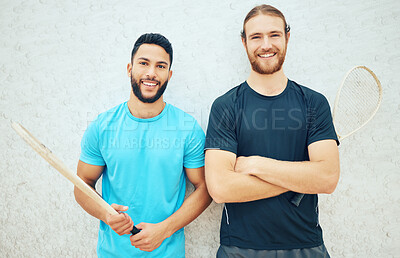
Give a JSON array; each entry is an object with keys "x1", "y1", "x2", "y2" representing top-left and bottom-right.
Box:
[
  {"x1": 290, "y1": 193, "x2": 304, "y2": 207},
  {"x1": 131, "y1": 226, "x2": 141, "y2": 235}
]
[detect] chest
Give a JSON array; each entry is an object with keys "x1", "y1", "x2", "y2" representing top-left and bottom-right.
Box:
[
  {"x1": 99, "y1": 123, "x2": 185, "y2": 170},
  {"x1": 235, "y1": 96, "x2": 309, "y2": 159}
]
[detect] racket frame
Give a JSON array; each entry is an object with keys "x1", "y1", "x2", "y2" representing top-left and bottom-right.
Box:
[
  {"x1": 291, "y1": 65, "x2": 382, "y2": 207},
  {"x1": 332, "y1": 65, "x2": 383, "y2": 140}
]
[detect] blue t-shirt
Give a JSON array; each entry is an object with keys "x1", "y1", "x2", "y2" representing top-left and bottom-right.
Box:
[
  {"x1": 80, "y1": 102, "x2": 205, "y2": 257},
  {"x1": 205, "y1": 80, "x2": 339, "y2": 250}
]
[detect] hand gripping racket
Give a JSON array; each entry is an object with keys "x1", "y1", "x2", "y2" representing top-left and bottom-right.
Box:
[
  {"x1": 290, "y1": 66, "x2": 383, "y2": 207},
  {"x1": 11, "y1": 121, "x2": 140, "y2": 234}
]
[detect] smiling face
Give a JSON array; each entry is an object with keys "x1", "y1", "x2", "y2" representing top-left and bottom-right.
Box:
[
  {"x1": 243, "y1": 14, "x2": 289, "y2": 75},
  {"x1": 128, "y1": 44, "x2": 172, "y2": 103}
]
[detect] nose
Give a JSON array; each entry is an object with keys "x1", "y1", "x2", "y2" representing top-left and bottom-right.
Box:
[
  {"x1": 145, "y1": 66, "x2": 156, "y2": 79},
  {"x1": 261, "y1": 36, "x2": 272, "y2": 49}
]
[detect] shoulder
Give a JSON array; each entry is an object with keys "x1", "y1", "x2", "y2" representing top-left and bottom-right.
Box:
[
  {"x1": 211, "y1": 82, "x2": 246, "y2": 110},
  {"x1": 91, "y1": 102, "x2": 126, "y2": 129},
  {"x1": 166, "y1": 104, "x2": 203, "y2": 131},
  {"x1": 167, "y1": 104, "x2": 197, "y2": 123},
  {"x1": 288, "y1": 80, "x2": 329, "y2": 107}
]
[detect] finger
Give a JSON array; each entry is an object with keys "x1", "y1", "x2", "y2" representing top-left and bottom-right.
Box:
[
  {"x1": 133, "y1": 242, "x2": 149, "y2": 250},
  {"x1": 119, "y1": 220, "x2": 134, "y2": 235},
  {"x1": 111, "y1": 203, "x2": 129, "y2": 212},
  {"x1": 125, "y1": 215, "x2": 134, "y2": 230},
  {"x1": 135, "y1": 222, "x2": 146, "y2": 230},
  {"x1": 130, "y1": 237, "x2": 143, "y2": 246},
  {"x1": 139, "y1": 246, "x2": 154, "y2": 252},
  {"x1": 130, "y1": 231, "x2": 144, "y2": 243},
  {"x1": 109, "y1": 216, "x2": 131, "y2": 232},
  {"x1": 122, "y1": 213, "x2": 134, "y2": 231},
  {"x1": 112, "y1": 215, "x2": 131, "y2": 227},
  {"x1": 107, "y1": 214, "x2": 128, "y2": 225},
  {"x1": 135, "y1": 237, "x2": 151, "y2": 246}
]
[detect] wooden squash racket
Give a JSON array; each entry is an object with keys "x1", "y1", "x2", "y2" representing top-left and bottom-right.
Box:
[{"x1": 11, "y1": 121, "x2": 140, "y2": 234}]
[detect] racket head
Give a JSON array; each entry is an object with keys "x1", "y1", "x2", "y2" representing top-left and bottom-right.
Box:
[{"x1": 332, "y1": 66, "x2": 382, "y2": 140}]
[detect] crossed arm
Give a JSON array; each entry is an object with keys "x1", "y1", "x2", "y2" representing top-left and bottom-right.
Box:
[
  {"x1": 74, "y1": 161, "x2": 211, "y2": 252},
  {"x1": 205, "y1": 139, "x2": 340, "y2": 203},
  {"x1": 235, "y1": 139, "x2": 340, "y2": 194},
  {"x1": 205, "y1": 150, "x2": 288, "y2": 203}
]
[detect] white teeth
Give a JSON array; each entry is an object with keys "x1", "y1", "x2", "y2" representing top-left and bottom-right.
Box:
[
  {"x1": 143, "y1": 82, "x2": 157, "y2": 86},
  {"x1": 260, "y1": 53, "x2": 275, "y2": 58}
]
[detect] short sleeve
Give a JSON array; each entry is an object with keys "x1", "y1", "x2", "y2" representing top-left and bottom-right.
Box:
[
  {"x1": 80, "y1": 119, "x2": 106, "y2": 166},
  {"x1": 307, "y1": 93, "x2": 340, "y2": 146},
  {"x1": 183, "y1": 121, "x2": 205, "y2": 169},
  {"x1": 205, "y1": 97, "x2": 238, "y2": 154}
]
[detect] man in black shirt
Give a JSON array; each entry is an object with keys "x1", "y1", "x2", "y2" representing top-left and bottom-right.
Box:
[{"x1": 205, "y1": 4, "x2": 340, "y2": 257}]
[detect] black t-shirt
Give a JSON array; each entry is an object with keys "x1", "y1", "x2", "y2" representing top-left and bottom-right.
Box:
[{"x1": 205, "y1": 80, "x2": 339, "y2": 250}]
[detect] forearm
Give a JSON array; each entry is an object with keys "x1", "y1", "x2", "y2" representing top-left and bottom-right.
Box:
[
  {"x1": 159, "y1": 183, "x2": 212, "y2": 238},
  {"x1": 247, "y1": 157, "x2": 339, "y2": 194},
  {"x1": 209, "y1": 169, "x2": 288, "y2": 203},
  {"x1": 74, "y1": 186, "x2": 107, "y2": 223},
  {"x1": 205, "y1": 150, "x2": 288, "y2": 203}
]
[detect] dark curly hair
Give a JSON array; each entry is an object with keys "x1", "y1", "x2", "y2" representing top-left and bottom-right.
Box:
[{"x1": 131, "y1": 33, "x2": 173, "y2": 69}]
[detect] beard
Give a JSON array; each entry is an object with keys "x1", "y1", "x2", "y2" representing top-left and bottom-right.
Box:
[
  {"x1": 247, "y1": 45, "x2": 287, "y2": 75},
  {"x1": 130, "y1": 74, "x2": 168, "y2": 103}
]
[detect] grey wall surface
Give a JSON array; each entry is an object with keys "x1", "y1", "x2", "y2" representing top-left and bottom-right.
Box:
[{"x1": 1, "y1": 0, "x2": 399, "y2": 257}]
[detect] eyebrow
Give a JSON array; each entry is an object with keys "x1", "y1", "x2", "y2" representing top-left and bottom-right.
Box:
[
  {"x1": 269, "y1": 31, "x2": 283, "y2": 34},
  {"x1": 137, "y1": 57, "x2": 150, "y2": 62},
  {"x1": 249, "y1": 31, "x2": 284, "y2": 37},
  {"x1": 137, "y1": 57, "x2": 169, "y2": 66},
  {"x1": 157, "y1": 61, "x2": 169, "y2": 66},
  {"x1": 249, "y1": 32, "x2": 262, "y2": 37}
]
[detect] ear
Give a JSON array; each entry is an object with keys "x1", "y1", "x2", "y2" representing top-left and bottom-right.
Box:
[
  {"x1": 168, "y1": 70, "x2": 173, "y2": 81},
  {"x1": 241, "y1": 37, "x2": 247, "y2": 49},
  {"x1": 127, "y1": 63, "x2": 132, "y2": 77},
  {"x1": 286, "y1": 31, "x2": 290, "y2": 44}
]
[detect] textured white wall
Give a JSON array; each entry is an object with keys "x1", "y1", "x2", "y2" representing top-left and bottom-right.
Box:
[{"x1": 1, "y1": 0, "x2": 399, "y2": 257}]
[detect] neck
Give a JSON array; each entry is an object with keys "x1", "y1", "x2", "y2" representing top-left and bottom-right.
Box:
[
  {"x1": 247, "y1": 69, "x2": 288, "y2": 96},
  {"x1": 127, "y1": 91, "x2": 166, "y2": 119}
]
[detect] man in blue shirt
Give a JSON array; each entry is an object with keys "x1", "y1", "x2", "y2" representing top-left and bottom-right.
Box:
[
  {"x1": 205, "y1": 5, "x2": 339, "y2": 257},
  {"x1": 75, "y1": 33, "x2": 211, "y2": 257}
]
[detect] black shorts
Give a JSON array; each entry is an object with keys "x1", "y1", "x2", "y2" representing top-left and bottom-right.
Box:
[{"x1": 216, "y1": 244, "x2": 330, "y2": 258}]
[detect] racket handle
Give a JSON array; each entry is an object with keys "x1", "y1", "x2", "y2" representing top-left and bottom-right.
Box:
[
  {"x1": 290, "y1": 193, "x2": 304, "y2": 207},
  {"x1": 131, "y1": 226, "x2": 141, "y2": 235}
]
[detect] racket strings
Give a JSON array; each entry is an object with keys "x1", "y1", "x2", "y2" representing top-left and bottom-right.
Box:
[{"x1": 334, "y1": 67, "x2": 381, "y2": 137}]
